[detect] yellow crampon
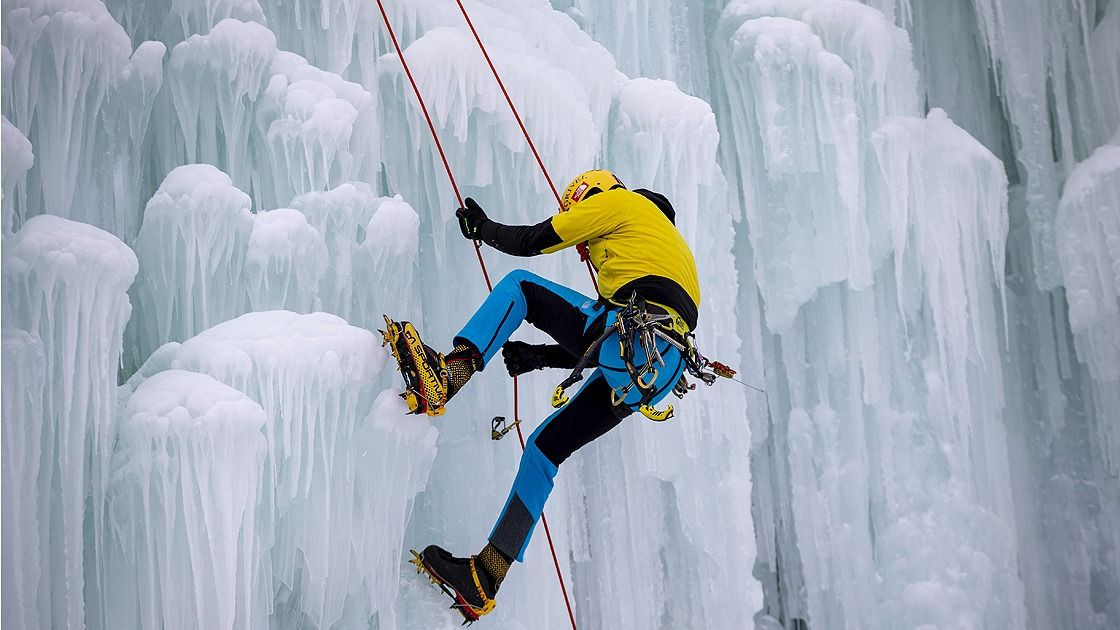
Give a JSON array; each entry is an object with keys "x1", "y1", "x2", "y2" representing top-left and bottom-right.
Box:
[
  {"x1": 381, "y1": 316, "x2": 449, "y2": 416},
  {"x1": 409, "y1": 550, "x2": 496, "y2": 625}
]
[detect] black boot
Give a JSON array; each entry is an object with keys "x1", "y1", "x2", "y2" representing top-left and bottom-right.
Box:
[{"x1": 411, "y1": 544, "x2": 503, "y2": 623}]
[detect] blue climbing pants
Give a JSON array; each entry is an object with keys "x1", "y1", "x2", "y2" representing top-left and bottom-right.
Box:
[{"x1": 455, "y1": 269, "x2": 687, "y2": 561}]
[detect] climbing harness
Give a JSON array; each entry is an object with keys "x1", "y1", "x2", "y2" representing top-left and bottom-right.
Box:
[{"x1": 550, "y1": 293, "x2": 740, "y2": 422}]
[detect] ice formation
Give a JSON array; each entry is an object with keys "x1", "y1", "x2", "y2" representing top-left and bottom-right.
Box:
[
  {"x1": 2, "y1": 214, "x2": 137, "y2": 629},
  {"x1": 127, "y1": 311, "x2": 438, "y2": 628},
  {"x1": 1, "y1": 0, "x2": 164, "y2": 240},
  {"x1": 1056, "y1": 137, "x2": 1120, "y2": 466},
  {"x1": 3, "y1": 0, "x2": 1119, "y2": 628},
  {"x1": 1, "y1": 114, "x2": 32, "y2": 234},
  {"x1": 106, "y1": 370, "x2": 270, "y2": 630}
]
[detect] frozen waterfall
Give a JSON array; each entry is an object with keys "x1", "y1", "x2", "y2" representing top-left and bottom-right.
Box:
[{"x1": 2, "y1": 0, "x2": 1118, "y2": 628}]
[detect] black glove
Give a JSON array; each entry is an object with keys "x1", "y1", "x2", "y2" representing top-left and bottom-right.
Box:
[
  {"x1": 501, "y1": 341, "x2": 580, "y2": 377},
  {"x1": 456, "y1": 197, "x2": 489, "y2": 240}
]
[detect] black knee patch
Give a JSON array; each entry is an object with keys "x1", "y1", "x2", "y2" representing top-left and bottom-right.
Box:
[{"x1": 490, "y1": 495, "x2": 534, "y2": 560}]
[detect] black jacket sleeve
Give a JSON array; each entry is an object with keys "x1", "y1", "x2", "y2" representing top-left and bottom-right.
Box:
[{"x1": 476, "y1": 217, "x2": 564, "y2": 257}]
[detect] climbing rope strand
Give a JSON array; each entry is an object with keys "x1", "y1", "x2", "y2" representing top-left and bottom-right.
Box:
[
  {"x1": 452, "y1": 4, "x2": 582, "y2": 627},
  {"x1": 374, "y1": 0, "x2": 493, "y2": 292},
  {"x1": 453, "y1": 0, "x2": 598, "y2": 293},
  {"x1": 374, "y1": 3, "x2": 576, "y2": 627}
]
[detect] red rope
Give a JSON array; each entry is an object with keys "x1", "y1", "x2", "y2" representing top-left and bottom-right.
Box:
[
  {"x1": 374, "y1": 2, "x2": 577, "y2": 627},
  {"x1": 374, "y1": 0, "x2": 493, "y2": 292},
  {"x1": 453, "y1": 0, "x2": 598, "y2": 294}
]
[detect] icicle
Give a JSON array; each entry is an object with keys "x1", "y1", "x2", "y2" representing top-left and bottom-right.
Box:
[
  {"x1": 130, "y1": 311, "x2": 438, "y2": 628},
  {"x1": 107, "y1": 370, "x2": 270, "y2": 630},
  {"x1": 1, "y1": 114, "x2": 33, "y2": 235},
  {"x1": 1, "y1": 0, "x2": 164, "y2": 241},
  {"x1": 1, "y1": 214, "x2": 138, "y2": 630}
]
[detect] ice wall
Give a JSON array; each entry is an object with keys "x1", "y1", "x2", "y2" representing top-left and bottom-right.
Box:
[
  {"x1": 125, "y1": 165, "x2": 410, "y2": 374},
  {"x1": 156, "y1": 18, "x2": 378, "y2": 214},
  {"x1": 1056, "y1": 138, "x2": 1120, "y2": 468},
  {"x1": 0, "y1": 0, "x2": 164, "y2": 240},
  {"x1": 713, "y1": 2, "x2": 1025, "y2": 627},
  {"x1": 4, "y1": 0, "x2": 1119, "y2": 627},
  {"x1": 106, "y1": 370, "x2": 270, "y2": 630},
  {"x1": 1, "y1": 215, "x2": 137, "y2": 629},
  {"x1": 128, "y1": 311, "x2": 438, "y2": 628},
  {"x1": 1, "y1": 114, "x2": 33, "y2": 234}
]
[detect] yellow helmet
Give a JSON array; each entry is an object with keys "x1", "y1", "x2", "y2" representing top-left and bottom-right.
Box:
[{"x1": 560, "y1": 169, "x2": 625, "y2": 211}]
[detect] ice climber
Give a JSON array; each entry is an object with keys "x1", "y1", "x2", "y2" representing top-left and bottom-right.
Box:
[{"x1": 382, "y1": 169, "x2": 701, "y2": 623}]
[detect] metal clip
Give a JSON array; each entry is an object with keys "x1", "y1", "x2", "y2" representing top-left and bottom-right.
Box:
[{"x1": 491, "y1": 416, "x2": 521, "y2": 441}]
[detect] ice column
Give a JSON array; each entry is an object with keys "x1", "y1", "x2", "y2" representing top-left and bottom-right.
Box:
[
  {"x1": 290, "y1": 182, "x2": 380, "y2": 320},
  {"x1": 166, "y1": 19, "x2": 276, "y2": 195},
  {"x1": 351, "y1": 194, "x2": 421, "y2": 332},
  {"x1": 255, "y1": 0, "x2": 378, "y2": 80},
  {"x1": 245, "y1": 209, "x2": 328, "y2": 312},
  {"x1": 1, "y1": 329, "x2": 46, "y2": 630},
  {"x1": 717, "y1": 2, "x2": 1025, "y2": 627},
  {"x1": 716, "y1": 13, "x2": 864, "y2": 328},
  {"x1": 2, "y1": 114, "x2": 33, "y2": 234},
  {"x1": 968, "y1": 0, "x2": 1118, "y2": 288},
  {"x1": 156, "y1": 311, "x2": 437, "y2": 628},
  {"x1": 1056, "y1": 138, "x2": 1120, "y2": 470},
  {"x1": 105, "y1": 0, "x2": 266, "y2": 49},
  {"x1": 254, "y1": 51, "x2": 378, "y2": 210},
  {"x1": 127, "y1": 165, "x2": 255, "y2": 372},
  {"x1": 1, "y1": 0, "x2": 164, "y2": 240},
  {"x1": 106, "y1": 370, "x2": 269, "y2": 630},
  {"x1": 162, "y1": 20, "x2": 379, "y2": 210},
  {"x1": 1, "y1": 215, "x2": 138, "y2": 630}
]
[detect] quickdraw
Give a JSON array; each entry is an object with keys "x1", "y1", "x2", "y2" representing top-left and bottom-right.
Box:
[
  {"x1": 550, "y1": 293, "x2": 737, "y2": 422},
  {"x1": 490, "y1": 416, "x2": 522, "y2": 441}
]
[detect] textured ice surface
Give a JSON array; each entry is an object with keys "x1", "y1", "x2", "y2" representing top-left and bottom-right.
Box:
[
  {"x1": 1, "y1": 328, "x2": 46, "y2": 630},
  {"x1": 127, "y1": 164, "x2": 256, "y2": 372},
  {"x1": 1, "y1": 114, "x2": 33, "y2": 234},
  {"x1": 1, "y1": 0, "x2": 164, "y2": 240},
  {"x1": 1, "y1": 214, "x2": 137, "y2": 629},
  {"x1": 246, "y1": 208, "x2": 328, "y2": 312},
  {"x1": 289, "y1": 182, "x2": 377, "y2": 319},
  {"x1": 131, "y1": 311, "x2": 438, "y2": 628},
  {"x1": 106, "y1": 370, "x2": 269, "y2": 630},
  {"x1": 1056, "y1": 138, "x2": 1120, "y2": 467},
  {"x1": 106, "y1": 0, "x2": 266, "y2": 49},
  {"x1": 165, "y1": 19, "x2": 276, "y2": 193},
  {"x1": 126, "y1": 165, "x2": 414, "y2": 373},
  {"x1": 160, "y1": 19, "x2": 379, "y2": 213},
  {"x1": 351, "y1": 194, "x2": 421, "y2": 332}
]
